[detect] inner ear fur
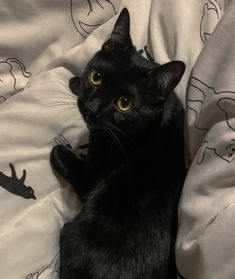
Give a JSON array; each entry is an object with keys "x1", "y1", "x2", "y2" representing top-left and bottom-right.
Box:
[{"x1": 148, "y1": 61, "x2": 185, "y2": 97}]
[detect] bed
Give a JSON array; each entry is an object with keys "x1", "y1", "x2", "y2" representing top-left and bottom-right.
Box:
[{"x1": 0, "y1": 0, "x2": 233, "y2": 278}]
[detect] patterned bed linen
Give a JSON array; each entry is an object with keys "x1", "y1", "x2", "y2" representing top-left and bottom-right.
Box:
[{"x1": 0, "y1": 0, "x2": 227, "y2": 278}]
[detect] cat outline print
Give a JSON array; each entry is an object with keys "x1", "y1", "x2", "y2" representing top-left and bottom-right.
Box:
[
  {"x1": 0, "y1": 57, "x2": 31, "y2": 103},
  {"x1": 70, "y1": 0, "x2": 117, "y2": 38},
  {"x1": 200, "y1": 0, "x2": 224, "y2": 44},
  {"x1": 25, "y1": 253, "x2": 59, "y2": 279},
  {"x1": 187, "y1": 76, "x2": 235, "y2": 164}
]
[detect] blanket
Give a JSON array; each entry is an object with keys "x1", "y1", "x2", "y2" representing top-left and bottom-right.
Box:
[
  {"x1": 0, "y1": 0, "x2": 229, "y2": 278},
  {"x1": 176, "y1": 0, "x2": 235, "y2": 278}
]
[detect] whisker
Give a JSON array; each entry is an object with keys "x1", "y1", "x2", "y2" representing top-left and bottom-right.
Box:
[
  {"x1": 29, "y1": 89, "x2": 78, "y2": 100},
  {"x1": 106, "y1": 126, "x2": 128, "y2": 162},
  {"x1": 47, "y1": 103, "x2": 78, "y2": 108},
  {"x1": 46, "y1": 96, "x2": 77, "y2": 102},
  {"x1": 48, "y1": 101, "x2": 77, "y2": 105},
  {"x1": 50, "y1": 100, "x2": 76, "y2": 104},
  {"x1": 29, "y1": 89, "x2": 70, "y2": 95},
  {"x1": 45, "y1": 93, "x2": 76, "y2": 98},
  {"x1": 105, "y1": 123, "x2": 139, "y2": 150},
  {"x1": 47, "y1": 93, "x2": 77, "y2": 100},
  {"x1": 49, "y1": 95, "x2": 77, "y2": 101}
]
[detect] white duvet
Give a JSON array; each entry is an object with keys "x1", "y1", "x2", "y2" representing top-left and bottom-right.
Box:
[{"x1": 0, "y1": 0, "x2": 233, "y2": 278}]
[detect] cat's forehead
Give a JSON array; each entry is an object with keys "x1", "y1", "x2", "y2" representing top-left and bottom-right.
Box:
[{"x1": 87, "y1": 50, "x2": 154, "y2": 76}]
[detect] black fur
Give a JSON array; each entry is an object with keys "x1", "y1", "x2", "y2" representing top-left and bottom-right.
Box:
[{"x1": 50, "y1": 8, "x2": 186, "y2": 279}]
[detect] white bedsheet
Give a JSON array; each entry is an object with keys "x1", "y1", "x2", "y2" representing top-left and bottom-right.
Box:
[
  {"x1": 177, "y1": 1, "x2": 235, "y2": 278},
  {"x1": 0, "y1": 0, "x2": 229, "y2": 278}
]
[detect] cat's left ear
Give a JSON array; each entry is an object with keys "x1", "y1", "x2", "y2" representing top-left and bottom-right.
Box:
[
  {"x1": 148, "y1": 61, "x2": 185, "y2": 99},
  {"x1": 102, "y1": 8, "x2": 133, "y2": 53},
  {"x1": 69, "y1": 76, "x2": 81, "y2": 96}
]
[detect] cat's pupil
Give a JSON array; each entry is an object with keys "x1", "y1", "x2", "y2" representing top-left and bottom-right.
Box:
[
  {"x1": 89, "y1": 69, "x2": 102, "y2": 87},
  {"x1": 93, "y1": 72, "x2": 101, "y2": 81},
  {"x1": 120, "y1": 97, "x2": 129, "y2": 107},
  {"x1": 116, "y1": 96, "x2": 133, "y2": 112}
]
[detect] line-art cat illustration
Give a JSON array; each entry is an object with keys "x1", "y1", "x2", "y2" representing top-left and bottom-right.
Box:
[
  {"x1": 25, "y1": 253, "x2": 59, "y2": 279},
  {"x1": 53, "y1": 134, "x2": 88, "y2": 158},
  {"x1": 0, "y1": 163, "x2": 36, "y2": 200},
  {"x1": 138, "y1": 45, "x2": 160, "y2": 66},
  {"x1": 200, "y1": 0, "x2": 224, "y2": 44},
  {"x1": 187, "y1": 76, "x2": 235, "y2": 131},
  {"x1": 187, "y1": 76, "x2": 235, "y2": 164},
  {"x1": 197, "y1": 139, "x2": 235, "y2": 164},
  {"x1": 0, "y1": 57, "x2": 31, "y2": 103},
  {"x1": 177, "y1": 271, "x2": 187, "y2": 279},
  {"x1": 53, "y1": 135, "x2": 73, "y2": 149},
  {"x1": 70, "y1": 0, "x2": 117, "y2": 38}
]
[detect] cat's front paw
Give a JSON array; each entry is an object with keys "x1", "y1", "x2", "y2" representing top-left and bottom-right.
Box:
[{"x1": 50, "y1": 145, "x2": 77, "y2": 180}]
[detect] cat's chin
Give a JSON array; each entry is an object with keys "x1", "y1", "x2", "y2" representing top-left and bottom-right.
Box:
[{"x1": 86, "y1": 122, "x2": 105, "y2": 131}]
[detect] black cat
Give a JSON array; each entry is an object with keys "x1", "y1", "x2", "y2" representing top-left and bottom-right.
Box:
[{"x1": 50, "y1": 8, "x2": 186, "y2": 279}]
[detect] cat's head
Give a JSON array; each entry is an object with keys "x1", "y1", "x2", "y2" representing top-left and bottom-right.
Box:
[{"x1": 70, "y1": 8, "x2": 185, "y2": 135}]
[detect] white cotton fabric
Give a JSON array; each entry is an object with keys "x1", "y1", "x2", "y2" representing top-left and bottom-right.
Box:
[
  {"x1": 176, "y1": 1, "x2": 235, "y2": 278},
  {"x1": 0, "y1": 0, "x2": 231, "y2": 278}
]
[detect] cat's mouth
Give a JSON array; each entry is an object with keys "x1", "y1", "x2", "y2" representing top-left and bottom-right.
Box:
[
  {"x1": 83, "y1": 112, "x2": 105, "y2": 130},
  {"x1": 86, "y1": 120, "x2": 105, "y2": 130}
]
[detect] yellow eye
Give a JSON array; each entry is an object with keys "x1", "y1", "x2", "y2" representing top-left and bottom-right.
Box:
[
  {"x1": 116, "y1": 97, "x2": 134, "y2": 112},
  {"x1": 88, "y1": 69, "x2": 102, "y2": 87}
]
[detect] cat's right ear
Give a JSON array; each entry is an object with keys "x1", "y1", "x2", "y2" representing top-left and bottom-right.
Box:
[
  {"x1": 147, "y1": 61, "x2": 185, "y2": 99},
  {"x1": 101, "y1": 8, "x2": 133, "y2": 53},
  {"x1": 69, "y1": 76, "x2": 81, "y2": 96}
]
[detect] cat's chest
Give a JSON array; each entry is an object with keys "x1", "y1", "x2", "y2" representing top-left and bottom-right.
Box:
[{"x1": 92, "y1": 159, "x2": 171, "y2": 212}]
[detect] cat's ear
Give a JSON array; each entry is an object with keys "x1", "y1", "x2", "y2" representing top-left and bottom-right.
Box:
[
  {"x1": 102, "y1": 8, "x2": 133, "y2": 53},
  {"x1": 148, "y1": 61, "x2": 185, "y2": 99},
  {"x1": 69, "y1": 76, "x2": 81, "y2": 96},
  {"x1": 110, "y1": 8, "x2": 131, "y2": 44}
]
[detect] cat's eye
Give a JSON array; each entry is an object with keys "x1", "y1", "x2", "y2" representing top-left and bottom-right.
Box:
[
  {"x1": 88, "y1": 69, "x2": 102, "y2": 87},
  {"x1": 116, "y1": 97, "x2": 134, "y2": 112}
]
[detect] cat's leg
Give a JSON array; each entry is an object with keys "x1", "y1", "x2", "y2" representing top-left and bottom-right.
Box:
[{"x1": 50, "y1": 145, "x2": 94, "y2": 199}]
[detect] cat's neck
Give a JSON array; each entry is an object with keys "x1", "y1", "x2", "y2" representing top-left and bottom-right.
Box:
[
  {"x1": 86, "y1": 110, "x2": 185, "y2": 188},
  {"x1": 88, "y1": 119, "x2": 177, "y2": 162},
  {"x1": 88, "y1": 128, "x2": 125, "y2": 175}
]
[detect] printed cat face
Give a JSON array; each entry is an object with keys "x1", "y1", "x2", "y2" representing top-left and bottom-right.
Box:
[{"x1": 70, "y1": 9, "x2": 185, "y2": 135}]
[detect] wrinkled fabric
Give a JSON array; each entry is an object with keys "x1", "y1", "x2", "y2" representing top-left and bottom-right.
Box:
[
  {"x1": 176, "y1": 1, "x2": 235, "y2": 279},
  {"x1": 0, "y1": 0, "x2": 224, "y2": 277}
]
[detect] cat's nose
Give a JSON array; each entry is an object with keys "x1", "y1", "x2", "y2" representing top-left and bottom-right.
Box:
[{"x1": 85, "y1": 98, "x2": 100, "y2": 114}]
